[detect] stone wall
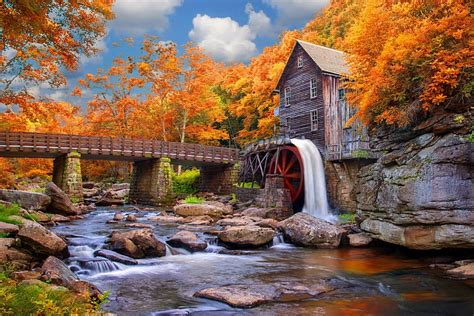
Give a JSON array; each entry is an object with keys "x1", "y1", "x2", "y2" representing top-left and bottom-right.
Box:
[
  {"x1": 52, "y1": 151, "x2": 83, "y2": 202},
  {"x1": 325, "y1": 160, "x2": 372, "y2": 212},
  {"x1": 236, "y1": 187, "x2": 261, "y2": 202},
  {"x1": 356, "y1": 112, "x2": 473, "y2": 250},
  {"x1": 199, "y1": 164, "x2": 239, "y2": 195},
  {"x1": 129, "y1": 157, "x2": 173, "y2": 206}
]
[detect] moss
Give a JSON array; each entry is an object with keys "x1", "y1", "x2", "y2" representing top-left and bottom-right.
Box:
[
  {"x1": 351, "y1": 149, "x2": 370, "y2": 159},
  {"x1": 183, "y1": 195, "x2": 205, "y2": 204},
  {"x1": 338, "y1": 213, "x2": 356, "y2": 224},
  {"x1": 0, "y1": 277, "x2": 107, "y2": 315},
  {"x1": 0, "y1": 204, "x2": 22, "y2": 225},
  {"x1": 235, "y1": 182, "x2": 260, "y2": 189}
]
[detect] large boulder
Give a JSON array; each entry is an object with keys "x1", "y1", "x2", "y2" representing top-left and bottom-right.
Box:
[
  {"x1": 218, "y1": 225, "x2": 274, "y2": 248},
  {"x1": 108, "y1": 229, "x2": 166, "y2": 258},
  {"x1": 0, "y1": 238, "x2": 33, "y2": 269},
  {"x1": 0, "y1": 190, "x2": 50, "y2": 211},
  {"x1": 279, "y1": 213, "x2": 344, "y2": 248},
  {"x1": 44, "y1": 182, "x2": 80, "y2": 215},
  {"x1": 167, "y1": 231, "x2": 207, "y2": 252},
  {"x1": 174, "y1": 201, "x2": 232, "y2": 218},
  {"x1": 41, "y1": 256, "x2": 101, "y2": 298},
  {"x1": 357, "y1": 129, "x2": 474, "y2": 250},
  {"x1": 16, "y1": 218, "x2": 69, "y2": 258},
  {"x1": 194, "y1": 281, "x2": 334, "y2": 308}
]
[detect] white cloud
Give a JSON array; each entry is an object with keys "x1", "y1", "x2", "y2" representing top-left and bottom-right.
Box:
[
  {"x1": 111, "y1": 0, "x2": 183, "y2": 35},
  {"x1": 245, "y1": 3, "x2": 273, "y2": 37},
  {"x1": 189, "y1": 14, "x2": 258, "y2": 64},
  {"x1": 263, "y1": 0, "x2": 328, "y2": 25}
]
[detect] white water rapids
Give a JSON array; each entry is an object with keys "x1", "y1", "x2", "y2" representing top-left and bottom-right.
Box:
[{"x1": 290, "y1": 138, "x2": 335, "y2": 222}]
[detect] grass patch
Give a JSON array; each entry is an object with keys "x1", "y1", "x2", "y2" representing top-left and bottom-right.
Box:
[
  {"x1": 0, "y1": 204, "x2": 22, "y2": 225},
  {"x1": 184, "y1": 195, "x2": 205, "y2": 204},
  {"x1": 172, "y1": 168, "x2": 200, "y2": 194},
  {"x1": 0, "y1": 233, "x2": 11, "y2": 238},
  {"x1": 0, "y1": 277, "x2": 106, "y2": 315},
  {"x1": 235, "y1": 182, "x2": 260, "y2": 189},
  {"x1": 338, "y1": 213, "x2": 356, "y2": 224}
]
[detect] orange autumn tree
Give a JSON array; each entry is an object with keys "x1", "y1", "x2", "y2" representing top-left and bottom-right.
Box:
[
  {"x1": 0, "y1": 0, "x2": 114, "y2": 110},
  {"x1": 344, "y1": 0, "x2": 474, "y2": 126},
  {"x1": 223, "y1": 30, "x2": 300, "y2": 145},
  {"x1": 171, "y1": 45, "x2": 227, "y2": 145}
]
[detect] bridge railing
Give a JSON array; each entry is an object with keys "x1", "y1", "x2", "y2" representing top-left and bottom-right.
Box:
[{"x1": 0, "y1": 132, "x2": 239, "y2": 164}]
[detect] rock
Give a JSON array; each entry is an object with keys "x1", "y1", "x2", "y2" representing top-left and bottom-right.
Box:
[
  {"x1": 240, "y1": 207, "x2": 293, "y2": 221},
  {"x1": 17, "y1": 219, "x2": 69, "y2": 258},
  {"x1": 256, "y1": 218, "x2": 279, "y2": 229},
  {"x1": 150, "y1": 215, "x2": 187, "y2": 224},
  {"x1": 348, "y1": 233, "x2": 373, "y2": 247},
  {"x1": 182, "y1": 215, "x2": 214, "y2": 225},
  {"x1": 125, "y1": 223, "x2": 152, "y2": 229},
  {"x1": 95, "y1": 194, "x2": 125, "y2": 206},
  {"x1": 216, "y1": 216, "x2": 257, "y2": 227},
  {"x1": 108, "y1": 229, "x2": 166, "y2": 258},
  {"x1": 0, "y1": 238, "x2": 33, "y2": 269},
  {"x1": 83, "y1": 188, "x2": 99, "y2": 198},
  {"x1": 20, "y1": 210, "x2": 50, "y2": 222},
  {"x1": 111, "y1": 183, "x2": 130, "y2": 191},
  {"x1": 125, "y1": 214, "x2": 137, "y2": 222},
  {"x1": 357, "y1": 131, "x2": 474, "y2": 250},
  {"x1": 113, "y1": 213, "x2": 124, "y2": 221},
  {"x1": 279, "y1": 213, "x2": 344, "y2": 248},
  {"x1": 41, "y1": 256, "x2": 78, "y2": 286},
  {"x1": 455, "y1": 259, "x2": 474, "y2": 266},
  {"x1": 173, "y1": 201, "x2": 232, "y2": 218},
  {"x1": 360, "y1": 219, "x2": 474, "y2": 250},
  {"x1": 41, "y1": 256, "x2": 101, "y2": 298},
  {"x1": 194, "y1": 281, "x2": 334, "y2": 308},
  {"x1": 176, "y1": 225, "x2": 221, "y2": 233},
  {"x1": 110, "y1": 189, "x2": 129, "y2": 199},
  {"x1": 0, "y1": 221, "x2": 19, "y2": 235},
  {"x1": 50, "y1": 214, "x2": 70, "y2": 223},
  {"x1": 447, "y1": 263, "x2": 474, "y2": 278},
  {"x1": 0, "y1": 189, "x2": 50, "y2": 211},
  {"x1": 11, "y1": 270, "x2": 42, "y2": 281},
  {"x1": 167, "y1": 231, "x2": 207, "y2": 252},
  {"x1": 44, "y1": 182, "x2": 80, "y2": 215},
  {"x1": 94, "y1": 249, "x2": 138, "y2": 265},
  {"x1": 218, "y1": 225, "x2": 274, "y2": 248},
  {"x1": 82, "y1": 182, "x2": 96, "y2": 189}
]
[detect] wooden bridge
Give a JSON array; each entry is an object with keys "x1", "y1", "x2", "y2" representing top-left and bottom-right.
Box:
[{"x1": 0, "y1": 132, "x2": 239, "y2": 165}]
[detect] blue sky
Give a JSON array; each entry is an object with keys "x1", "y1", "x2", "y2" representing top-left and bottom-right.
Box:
[{"x1": 31, "y1": 0, "x2": 330, "y2": 105}]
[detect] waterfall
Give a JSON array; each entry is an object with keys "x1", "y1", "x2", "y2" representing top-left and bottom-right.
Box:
[{"x1": 290, "y1": 139, "x2": 334, "y2": 222}]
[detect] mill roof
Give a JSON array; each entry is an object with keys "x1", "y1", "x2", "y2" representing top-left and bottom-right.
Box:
[{"x1": 296, "y1": 40, "x2": 348, "y2": 75}]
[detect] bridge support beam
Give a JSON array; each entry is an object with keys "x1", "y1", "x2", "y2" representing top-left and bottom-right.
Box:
[
  {"x1": 52, "y1": 151, "x2": 83, "y2": 202},
  {"x1": 129, "y1": 157, "x2": 173, "y2": 206},
  {"x1": 199, "y1": 164, "x2": 238, "y2": 195}
]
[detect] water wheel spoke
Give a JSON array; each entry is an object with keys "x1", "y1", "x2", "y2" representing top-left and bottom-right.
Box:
[
  {"x1": 285, "y1": 172, "x2": 300, "y2": 179},
  {"x1": 284, "y1": 155, "x2": 297, "y2": 173},
  {"x1": 281, "y1": 148, "x2": 287, "y2": 168}
]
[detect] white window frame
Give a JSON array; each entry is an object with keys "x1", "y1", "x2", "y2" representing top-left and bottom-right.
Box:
[
  {"x1": 284, "y1": 87, "x2": 291, "y2": 107},
  {"x1": 297, "y1": 56, "x2": 303, "y2": 68},
  {"x1": 310, "y1": 109, "x2": 318, "y2": 132},
  {"x1": 310, "y1": 78, "x2": 317, "y2": 99}
]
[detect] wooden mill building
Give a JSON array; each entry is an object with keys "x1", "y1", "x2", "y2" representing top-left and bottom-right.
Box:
[{"x1": 274, "y1": 40, "x2": 370, "y2": 160}]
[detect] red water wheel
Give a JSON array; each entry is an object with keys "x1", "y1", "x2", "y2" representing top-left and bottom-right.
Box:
[{"x1": 268, "y1": 146, "x2": 304, "y2": 203}]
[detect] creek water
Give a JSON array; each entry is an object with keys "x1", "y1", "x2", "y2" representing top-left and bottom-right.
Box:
[
  {"x1": 290, "y1": 139, "x2": 334, "y2": 222},
  {"x1": 52, "y1": 207, "x2": 474, "y2": 315}
]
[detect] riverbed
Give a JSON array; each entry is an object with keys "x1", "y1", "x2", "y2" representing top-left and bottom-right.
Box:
[{"x1": 52, "y1": 207, "x2": 474, "y2": 315}]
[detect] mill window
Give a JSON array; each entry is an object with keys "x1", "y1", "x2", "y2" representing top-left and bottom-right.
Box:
[
  {"x1": 338, "y1": 88, "x2": 346, "y2": 100},
  {"x1": 310, "y1": 78, "x2": 317, "y2": 99},
  {"x1": 297, "y1": 56, "x2": 303, "y2": 68},
  {"x1": 310, "y1": 109, "x2": 318, "y2": 131},
  {"x1": 284, "y1": 87, "x2": 291, "y2": 107}
]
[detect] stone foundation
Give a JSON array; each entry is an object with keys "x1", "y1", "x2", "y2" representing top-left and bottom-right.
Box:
[
  {"x1": 236, "y1": 187, "x2": 261, "y2": 203},
  {"x1": 129, "y1": 157, "x2": 173, "y2": 206},
  {"x1": 325, "y1": 160, "x2": 372, "y2": 212},
  {"x1": 255, "y1": 175, "x2": 293, "y2": 215},
  {"x1": 199, "y1": 164, "x2": 238, "y2": 195},
  {"x1": 52, "y1": 151, "x2": 83, "y2": 202}
]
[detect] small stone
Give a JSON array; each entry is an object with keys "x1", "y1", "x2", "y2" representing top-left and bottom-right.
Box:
[
  {"x1": 11, "y1": 270, "x2": 42, "y2": 281},
  {"x1": 447, "y1": 263, "x2": 474, "y2": 278},
  {"x1": 125, "y1": 214, "x2": 137, "y2": 222},
  {"x1": 218, "y1": 225, "x2": 274, "y2": 248},
  {"x1": 113, "y1": 213, "x2": 124, "y2": 221},
  {"x1": 0, "y1": 222, "x2": 19, "y2": 235},
  {"x1": 348, "y1": 233, "x2": 373, "y2": 247},
  {"x1": 167, "y1": 231, "x2": 207, "y2": 252}
]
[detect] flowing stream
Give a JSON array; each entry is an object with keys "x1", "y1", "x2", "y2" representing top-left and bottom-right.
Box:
[
  {"x1": 51, "y1": 207, "x2": 474, "y2": 315},
  {"x1": 290, "y1": 138, "x2": 334, "y2": 221}
]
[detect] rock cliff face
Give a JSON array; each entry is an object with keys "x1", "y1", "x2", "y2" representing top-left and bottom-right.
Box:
[{"x1": 356, "y1": 112, "x2": 473, "y2": 250}]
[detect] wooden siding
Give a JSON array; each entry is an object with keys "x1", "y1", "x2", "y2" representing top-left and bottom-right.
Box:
[{"x1": 278, "y1": 43, "x2": 326, "y2": 153}]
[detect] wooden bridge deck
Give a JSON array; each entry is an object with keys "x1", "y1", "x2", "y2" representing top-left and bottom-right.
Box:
[{"x1": 0, "y1": 132, "x2": 240, "y2": 165}]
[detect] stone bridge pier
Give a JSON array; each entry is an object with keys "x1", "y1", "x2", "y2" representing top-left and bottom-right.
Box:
[
  {"x1": 198, "y1": 164, "x2": 239, "y2": 195},
  {"x1": 52, "y1": 151, "x2": 83, "y2": 202}
]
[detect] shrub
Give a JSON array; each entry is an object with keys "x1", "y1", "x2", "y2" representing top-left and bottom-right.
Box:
[
  {"x1": 183, "y1": 195, "x2": 205, "y2": 204},
  {"x1": 172, "y1": 168, "x2": 200, "y2": 194}
]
